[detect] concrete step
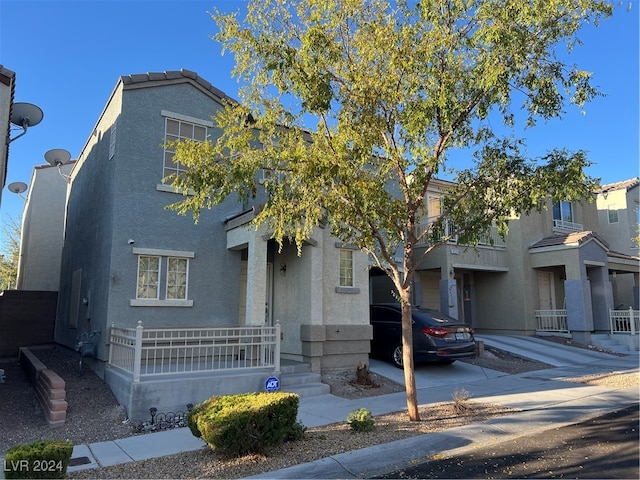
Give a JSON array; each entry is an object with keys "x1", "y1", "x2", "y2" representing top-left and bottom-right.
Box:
[
  {"x1": 278, "y1": 361, "x2": 330, "y2": 397},
  {"x1": 590, "y1": 334, "x2": 632, "y2": 353},
  {"x1": 282, "y1": 382, "x2": 331, "y2": 398},
  {"x1": 280, "y1": 361, "x2": 312, "y2": 374},
  {"x1": 281, "y1": 371, "x2": 323, "y2": 386}
]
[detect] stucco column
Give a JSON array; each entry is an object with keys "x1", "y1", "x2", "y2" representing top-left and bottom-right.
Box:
[
  {"x1": 588, "y1": 265, "x2": 614, "y2": 331},
  {"x1": 564, "y1": 279, "x2": 593, "y2": 344},
  {"x1": 245, "y1": 234, "x2": 268, "y2": 326},
  {"x1": 299, "y1": 230, "x2": 325, "y2": 372},
  {"x1": 440, "y1": 278, "x2": 459, "y2": 319}
]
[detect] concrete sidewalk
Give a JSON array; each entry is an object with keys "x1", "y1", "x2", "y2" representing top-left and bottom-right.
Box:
[{"x1": 2, "y1": 337, "x2": 638, "y2": 479}]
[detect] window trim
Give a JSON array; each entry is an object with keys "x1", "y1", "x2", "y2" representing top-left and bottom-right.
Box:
[
  {"x1": 109, "y1": 119, "x2": 117, "y2": 160},
  {"x1": 166, "y1": 257, "x2": 189, "y2": 300},
  {"x1": 161, "y1": 112, "x2": 212, "y2": 184},
  {"x1": 339, "y1": 248, "x2": 354, "y2": 288},
  {"x1": 607, "y1": 205, "x2": 619, "y2": 224},
  {"x1": 136, "y1": 255, "x2": 161, "y2": 301},
  {"x1": 553, "y1": 200, "x2": 574, "y2": 223},
  {"x1": 131, "y1": 249, "x2": 195, "y2": 307}
]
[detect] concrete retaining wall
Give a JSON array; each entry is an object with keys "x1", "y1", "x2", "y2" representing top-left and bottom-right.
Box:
[{"x1": 105, "y1": 366, "x2": 276, "y2": 421}]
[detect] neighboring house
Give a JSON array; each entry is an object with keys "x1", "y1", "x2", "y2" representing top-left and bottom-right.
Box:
[
  {"x1": 406, "y1": 184, "x2": 639, "y2": 348},
  {"x1": 595, "y1": 178, "x2": 640, "y2": 312},
  {"x1": 1, "y1": 64, "x2": 44, "y2": 208},
  {"x1": 0, "y1": 65, "x2": 16, "y2": 207},
  {"x1": 52, "y1": 70, "x2": 371, "y2": 420},
  {"x1": 16, "y1": 162, "x2": 74, "y2": 290},
  {"x1": 596, "y1": 178, "x2": 639, "y2": 257}
]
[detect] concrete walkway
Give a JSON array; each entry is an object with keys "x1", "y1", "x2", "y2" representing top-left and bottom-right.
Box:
[{"x1": 1, "y1": 336, "x2": 638, "y2": 479}]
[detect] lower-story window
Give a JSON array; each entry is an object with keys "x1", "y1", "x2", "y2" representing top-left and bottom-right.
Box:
[
  {"x1": 137, "y1": 255, "x2": 160, "y2": 299},
  {"x1": 131, "y1": 248, "x2": 194, "y2": 307},
  {"x1": 166, "y1": 257, "x2": 188, "y2": 299}
]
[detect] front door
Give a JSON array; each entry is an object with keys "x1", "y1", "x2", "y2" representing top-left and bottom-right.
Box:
[{"x1": 537, "y1": 271, "x2": 556, "y2": 309}]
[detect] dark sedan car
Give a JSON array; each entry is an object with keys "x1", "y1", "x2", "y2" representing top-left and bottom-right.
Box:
[{"x1": 370, "y1": 303, "x2": 476, "y2": 368}]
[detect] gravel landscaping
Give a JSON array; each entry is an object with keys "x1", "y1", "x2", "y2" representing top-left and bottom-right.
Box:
[{"x1": 0, "y1": 340, "x2": 636, "y2": 479}]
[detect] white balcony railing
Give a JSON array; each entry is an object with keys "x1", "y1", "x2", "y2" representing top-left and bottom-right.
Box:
[
  {"x1": 535, "y1": 309, "x2": 569, "y2": 334},
  {"x1": 108, "y1": 322, "x2": 281, "y2": 382},
  {"x1": 553, "y1": 219, "x2": 583, "y2": 232},
  {"x1": 610, "y1": 308, "x2": 640, "y2": 335},
  {"x1": 416, "y1": 220, "x2": 506, "y2": 248}
]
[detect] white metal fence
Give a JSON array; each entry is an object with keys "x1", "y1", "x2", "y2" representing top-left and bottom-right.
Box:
[
  {"x1": 535, "y1": 309, "x2": 569, "y2": 334},
  {"x1": 108, "y1": 322, "x2": 281, "y2": 382},
  {"x1": 553, "y1": 219, "x2": 583, "y2": 232},
  {"x1": 610, "y1": 308, "x2": 640, "y2": 335}
]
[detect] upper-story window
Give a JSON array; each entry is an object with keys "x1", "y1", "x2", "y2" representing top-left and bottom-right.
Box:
[
  {"x1": 607, "y1": 205, "x2": 619, "y2": 224},
  {"x1": 339, "y1": 249, "x2": 354, "y2": 287},
  {"x1": 553, "y1": 200, "x2": 582, "y2": 232},
  {"x1": 427, "y1": 196, "x2": 441, "y2": 219},
  {"x1": 163, "y1": 117, "x2": 207, "y2": 181},
  {"x1": 553, "y1": 201, "x2": 574, "y2": 223},
  {"x1": 109, "y1": 120, "x2": 117, "y2": 160}
]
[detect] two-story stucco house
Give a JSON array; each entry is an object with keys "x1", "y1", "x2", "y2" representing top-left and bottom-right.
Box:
[
  {"x1": 595, "y1": 178, "x2": 640, "y2": 311},
  {"x1": 407, "y1": 181, "x2": 639, "y2": 348},
  {"x1": 16, "y1": 162, "x2": 74, "y2": 291},
  {"x1": 596, "y1": 178, "x2": 639, "y2": 257},
  {"x1": 51, "y1": 70, "x2": 371, "y2": 420},
  {"x1": 18, "y1": 68, "x2": 638, "y2": 420}
]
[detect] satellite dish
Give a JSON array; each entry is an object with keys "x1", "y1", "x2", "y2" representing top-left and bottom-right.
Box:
[
  {"x1": 8, "y1": 181, "x2": 28, "y2": 195},
  {"x1": 10, "y1": 102, "x2": 44, "y2": 128},
  {"x1": 44, "y1": 148, "x2": 71, "y2": 167}
]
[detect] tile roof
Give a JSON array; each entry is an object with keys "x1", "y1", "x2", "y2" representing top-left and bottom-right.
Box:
[
  {"x1": 595, "y1": 177, "x2": 640, "y2": 194},
  {"x1": 120, "y1": 69, "x2": 235, "y2": 104},
  {"x1": 607, "y1": 250, "x2": 640, "y2": 262},
  {"x1": 529, "y1": 231, "x2": 609, "y2": 250}
]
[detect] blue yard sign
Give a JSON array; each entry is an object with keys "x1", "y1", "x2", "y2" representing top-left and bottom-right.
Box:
[{"x1": 265, "y1": 376, "x2": 280, "y2": 392}]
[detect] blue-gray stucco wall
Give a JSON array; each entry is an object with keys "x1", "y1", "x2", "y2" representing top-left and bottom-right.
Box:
[{"x1": 56, "y1": 81, "x2": 247, "y2": 360}]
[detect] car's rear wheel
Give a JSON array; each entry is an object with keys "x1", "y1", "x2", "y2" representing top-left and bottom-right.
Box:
[{"x1": 391, "y1": 344, "x2": 403, "y2": 368}]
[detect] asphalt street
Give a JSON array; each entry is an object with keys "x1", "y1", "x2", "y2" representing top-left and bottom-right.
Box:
[{"x1": 376, "y1": 405, "x2": 640, "y2": 479}]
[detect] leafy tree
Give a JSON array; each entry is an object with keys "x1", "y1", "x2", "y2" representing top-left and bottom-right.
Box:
[
  {"x1": 0, "y1": 215, "x2": 21, "y2": 290},
  {"x1": 169, "y1": 0, "x2": 611, "y2": 420}
]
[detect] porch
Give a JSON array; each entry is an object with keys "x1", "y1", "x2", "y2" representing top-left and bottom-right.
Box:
[
  {"x1": 105, "y1": 322, "x2": 333, "y2": 420},
  {"x1": 535, "y1": 308, "x2": 640, "y2": 351},
  {"x1": 108, "y1": 322, "x2": 281, "y2": 382}
]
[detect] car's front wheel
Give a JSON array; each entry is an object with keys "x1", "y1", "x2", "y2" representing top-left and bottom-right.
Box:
[{"x1": 391, "y1": 344, "x2": 404, "y2": 368}]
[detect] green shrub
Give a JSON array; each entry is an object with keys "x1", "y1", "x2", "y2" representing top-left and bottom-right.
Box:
[
  {"x1": 347, "y1": 408, "x2": 375, "y2": 432},
  {"x1": 187, "y1": 391, "x2": 303, "y2": 456},
  {"x1": 4, "y1": 440, "x2": 73, "y2": 479}
]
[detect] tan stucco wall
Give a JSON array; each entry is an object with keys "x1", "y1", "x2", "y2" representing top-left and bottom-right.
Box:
[{"x1": 597, "y1": 187, "x2": 639, "y2": 255}]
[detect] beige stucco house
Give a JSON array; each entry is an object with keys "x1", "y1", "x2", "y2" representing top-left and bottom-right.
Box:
[{"x1": 406, "y1": 179, "x2": 639, "y2": 348}]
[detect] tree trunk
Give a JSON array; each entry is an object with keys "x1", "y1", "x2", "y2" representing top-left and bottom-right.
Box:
[{"x1": 400, "y1": 289, "x2": 420, "y2": 421}]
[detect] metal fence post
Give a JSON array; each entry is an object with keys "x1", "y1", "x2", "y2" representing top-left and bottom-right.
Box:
[
  {"x1": 108, "y1": 323, "x2": 115, "y2": 366},
  {"x1": 609, "y1": 309, "x2": 614, "y2": 334},
  {"x1": 274, "y1": 321, "x2": 281, "y2": 373},
  {"x1": 133, "y1": 321, "x2": 143, "y2": 383},
  {"x1": 630, "y1": 307, "x2": 636, "y2": 335}
]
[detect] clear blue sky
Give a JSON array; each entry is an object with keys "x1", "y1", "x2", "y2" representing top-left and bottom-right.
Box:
[{"x1": 1, "y1": 0, "x2": 638, "y2": 249}]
